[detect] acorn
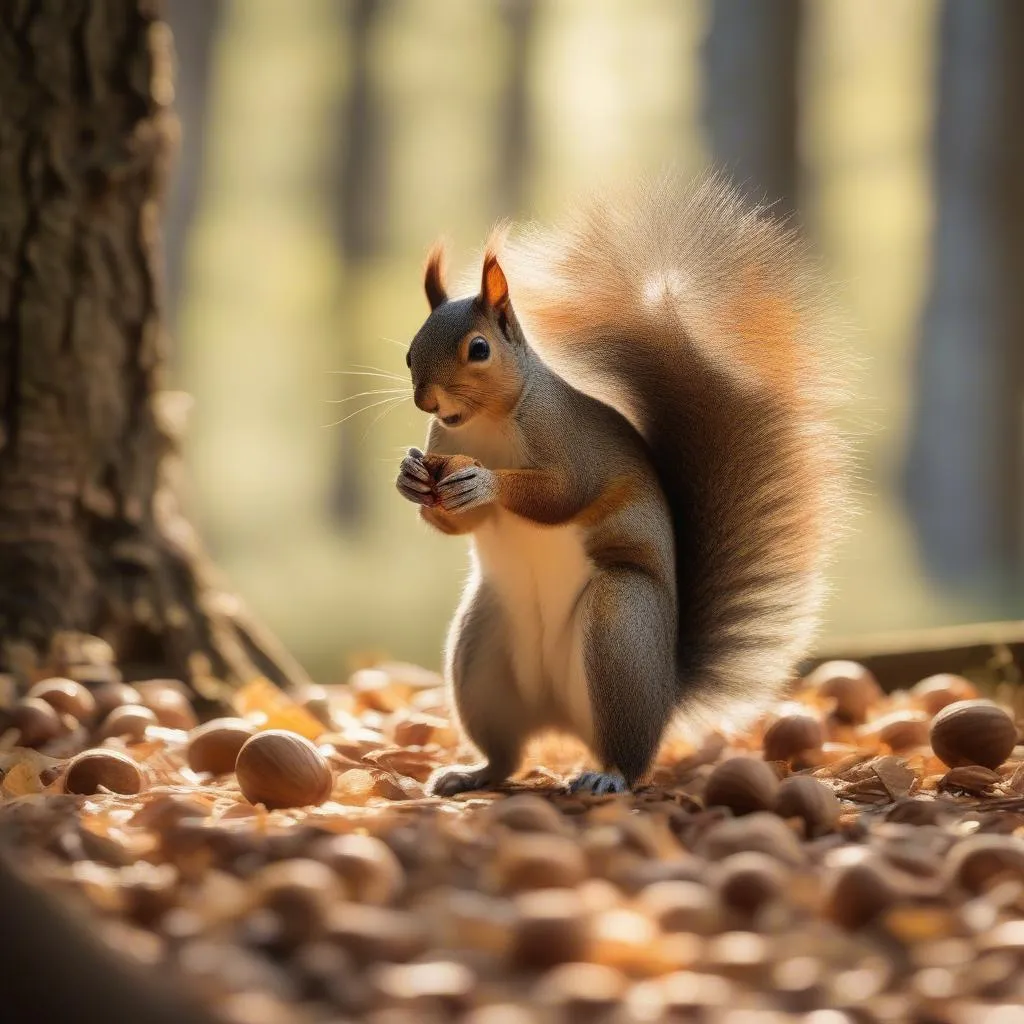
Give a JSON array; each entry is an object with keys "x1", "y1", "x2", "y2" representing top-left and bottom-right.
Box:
[
  {"x1": 929, "y1": 700, "x2": 1017, "y2": 769},
  {"x1": 491, "y1": 832, "x2": 588, "y2": 893},
  {"x1": 803, "y1": 661, "x2": 882, "y2": 724},
  {"x1": 96, "y1": 704, "x2": 158, "y2": 743},
  {"x1": 484, "y1": 794, "x2": 570, "y2": 834},
  {"x1": 252, "y1": 858, "x2": 342, "y2": 946},
  {"x1": 27, "y1": 678, "x2": 96, "y2": 724},
  {"x1": 64, "y1": 748, "x2": 145, "y2": 795},
  {"x1": 762, "y1": 715, "x2": 824, "y2": 763},
  {"x1": 186, "y1": 718, "x2": 257, "y2": 775},
  {"x1": 774, "y1": 775, "x2": 841, "y2": 837},
  {"x1": 10, "y1": 697, "x2": 66, "y2": 747},
  {"x1": 912, "y1": 673, "x2": 979, "y2": 717},
  {"x1": 235, "y1": 729, "x2": 334, "y2": 809},
  {"x1": 704, "y1": 757, "x2": 779, "y2": 816}
]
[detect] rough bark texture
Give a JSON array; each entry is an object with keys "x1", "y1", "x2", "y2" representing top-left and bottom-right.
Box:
[{"x1": 0, "y1": 0, "x2": 309, "y2": 695}]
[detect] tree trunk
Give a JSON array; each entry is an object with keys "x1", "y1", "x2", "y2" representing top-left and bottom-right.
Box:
[
  {"x1": 903, "y1": 0, "x2": 1024, "y2": 598},
  {"x1": 702, "y1": 0, "x2": 801, "y2": 217},
  {"x1": 0, "y1": 0, "x2": 310, "y2": 696}
]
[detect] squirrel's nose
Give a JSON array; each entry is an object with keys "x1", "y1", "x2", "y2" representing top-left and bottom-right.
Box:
[{"x1": 414, "y1": 384, "x2": 438, "y2": 414}]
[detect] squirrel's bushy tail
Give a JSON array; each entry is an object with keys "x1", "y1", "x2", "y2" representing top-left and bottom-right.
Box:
[{"x1": 503, "y1": 173, "x2": 851, "y2": 733}]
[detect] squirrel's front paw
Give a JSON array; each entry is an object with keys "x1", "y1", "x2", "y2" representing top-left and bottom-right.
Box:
[
  {"x1": 396, "y1": 447, "x2": 434, "y2": 506},
  {"x1": 435, "y1": 465, "x2": 496, "y2": 513}
]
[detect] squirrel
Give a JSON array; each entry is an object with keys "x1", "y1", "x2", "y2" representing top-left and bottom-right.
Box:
[{"x1": 396, "y1": 174, "x2": 848, "y2": 797}]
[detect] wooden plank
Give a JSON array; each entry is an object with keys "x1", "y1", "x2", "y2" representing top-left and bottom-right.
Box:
[{"x1": 803, "y1": 620, "x2": 1024, "y2": 691}]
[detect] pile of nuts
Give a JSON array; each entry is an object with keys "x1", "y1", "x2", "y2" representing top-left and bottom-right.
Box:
[{"x1": 2, "y1": 644, "x2": 1024, "y2": 1023}]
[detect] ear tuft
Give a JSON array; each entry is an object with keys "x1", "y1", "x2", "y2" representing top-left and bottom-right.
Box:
[{"x1": 424, "y1": 240, "x2": 448, "y2": 310}]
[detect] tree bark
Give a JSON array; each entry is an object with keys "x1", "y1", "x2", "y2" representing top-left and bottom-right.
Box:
[
  {"x1": 702, "y1": 0, "x2": 801, "y2": 217},
  {"x1": 903, "y1": 0, "x2": 1024, "y2": 595},
  {"x1": 0, "y1": 0, "x2": 310, "y2": 696}
]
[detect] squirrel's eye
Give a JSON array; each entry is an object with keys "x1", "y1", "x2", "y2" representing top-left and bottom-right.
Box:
[
  {"x1": 468, "y1": 337, "x2": 490, "y2": 362},
  {"x1": 405, "y1": 350, "x2": 411, "y2": 368}
]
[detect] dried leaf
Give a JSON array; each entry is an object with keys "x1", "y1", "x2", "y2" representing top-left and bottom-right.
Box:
[
  {"x1": 233, "y1": 677, "x2": 324, "y2": 741},
  {"x1": 871, "y1": 756, "x2": 917, "y2": 800},
  {"x1": 1, "y1": 758, "x2": 43, "y2": 798}
]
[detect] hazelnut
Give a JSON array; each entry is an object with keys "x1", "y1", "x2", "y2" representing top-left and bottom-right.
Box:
[
  {"x1": 186, "y1": 718, "x2": 257, "y2": 775},
  {"x1": 90, "y1": 682, "x2": 142, "y2": 719},
  {"x1": 867, "y1": 710, "x2": 931, "y2": 752},
  {"x1": 929, "y1": 700, "x2": 1017, "y2": 769},
  {"x1": 804, "y1": 661, "x2": 882, "y2": 723},
  {"x1": 945, "y1": 835, "x2": 1024, "y2": 894},
  {"x1": 589, "y1": 907, "x2": 659, "y2": 972},
  {"x1": 484, "y1": 793, "x2": 569, "y2": 834},
  {"x1": 27, "y1": 677, "x2": 96, "y2": 723},
  {"x1": 715, "y1": 852, "x2": 787, "y2": 918},
  {"x1": 912, "y1": 673, "x2": 979, "y2": 716},
  {"x1": 96, "y1": 704, "x2": 157, "y2": 742},
  {"x1": 311, "y1": 832, "x2": 404, "y2": 905},
  {"x1": 139, "y1": 686, "x2": 197, "y2": 730},
  {"x1": 703, "y1": 757, "x2": 779, "y2": 816},
  {"x1": 774, "y1": 776, "x2": 841, "y2": 836},
  {"x1": 10, "y1": 697, "x2": 65, "y2": 747},
  {"x1": 762, "y1": 714, "x2": 824, "y2": 763},
  {"x1": 824, "y1": 855, "x2": 896, "y2": 930},
  {"x1": 491, "y1": 832, "x2": 588, "y2": 893},
  {"x1": 509, "y1": 888, "x2": 590, "y2": 969},
  {"x1": 235, "y1": 729, "x2": 333, "y2": 809},
  {"x1": 636, "y1": 880, "x2": 722, "y2": 935},
  {"x1": 252, "y1": 858, "x2": 341, "y2": 946},
  {"x1": 373, "y1": 960, "x2": 475, "y2": 1015},
  {"x1": 64, "y1": 748, "x2": 145, "y2": 795}
]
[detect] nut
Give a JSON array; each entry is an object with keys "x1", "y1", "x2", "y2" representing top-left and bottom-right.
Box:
[
  {"x1": 824, "y1": 855, "x2": 896, "y2": 930},
  {"x1": 866, "y1": 710, "x2": 931, "y2": 752},
  {"x1": 372, "y1": 960, "x2": 475, "y2": 1015},
  {"x1": 509, "y1": 888, "x2": 590, "y2": 969},
  {"x1": 636, "y1": 880, "x2": 722, "y2": 935},
  {"x1": 326, "y1": 903, "x2": 428, "y2": 965},
  {"x1": 27, "y1": 677, "x2": 96, "y2": 723},
  {"x1": 186, "y1": 718, "x2": 257, "y2": 775},
  {"x1": 10, "y1": 697, "x2": 65, "y2": 747},
  {"x1": 96, "y1": 703, "x2": 157, "y2": 742},
  {"x1": 912, "y1": 673, "x2": 979, "y2": 716},
  {"x1": 235, "y1": 729, "x2": 333, "y2": 809},
  {"x1": 774, "y1": 775, "x2": 841, "y2": 836},
  {"x1": 804, "y1": 661, "x2": 882, "y2": 723},
  {"x1": 715, "y1": 852, "x2": 787, "y2": 918},
  {"x1": 64, "y1": 748, "x2": 145, "y2": 795},
  {"x1": 929, "y1": 700, "x2": 1017, "y2": 769},
  {"x1": 703, "y1": 757, "x2": 779, "y2": 815},
  {"x1": 695, "y1": 813, "x2": 806, "y2": 868},
  {"x1": 252, "y1": 857, "x2": 342, "y2": 946},
  {"x1": 491, "y1": 832, "x2": 588, "y2": 893},
  {"x1": 484, "y1": 794, "x2": 569, "y2": 834},
  {"x1": 312, "y1": 832, "x2": 404, "y2": 905},
  {"x1": 90, "y1": 682, "x2": 142, "y2": 719},
  {"x1": 533, "y1": 962, "x2": 626, "y2": 1018},
  {"x1": 762, "y1": 714, "x2": 824, "y2": 763},
  {"x1": 945, "y1": 835, "x2": 1024, "y2": 894},
  {"x1": 139, "y1": 686, "x2": 198, "y2": 730}
]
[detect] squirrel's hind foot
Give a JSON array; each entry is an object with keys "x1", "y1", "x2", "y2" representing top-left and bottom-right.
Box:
[
  {"x1": 568, "y1": 771, "x2": 629, "y2": 796},
  {"x1": 429, "y1": 764, "x2": 503, "y2": 798}
]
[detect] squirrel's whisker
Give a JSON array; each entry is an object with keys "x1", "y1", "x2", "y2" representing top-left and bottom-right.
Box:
[
  {"x1": 323, "y1": 395, "x2": 409, "y2": 429},
  {"x1": 325, "y1": 388, "x2": 411, "y2": 405}
]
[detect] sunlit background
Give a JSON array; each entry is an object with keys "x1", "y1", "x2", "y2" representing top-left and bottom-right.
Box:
[{"x1": 162, "y1": 0, "x2": 1024, "y2": 684}]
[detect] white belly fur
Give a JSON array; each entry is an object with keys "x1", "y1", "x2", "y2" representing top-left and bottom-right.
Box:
[{"x1": 472, "y1": 510, "x2": 596, "y2": 745}]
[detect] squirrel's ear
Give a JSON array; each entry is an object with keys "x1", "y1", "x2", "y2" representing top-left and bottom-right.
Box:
[
  {"x1": 424, "y1": 241, "x2": 448, "y2": 310},
  {"x1": 480, "y1": 252, "x2": 509, "y2": 315}
]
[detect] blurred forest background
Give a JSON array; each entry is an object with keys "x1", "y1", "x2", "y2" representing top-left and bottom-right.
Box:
[{"x1": 161, "y1": 0, "x2": 1024, "y2": 684}]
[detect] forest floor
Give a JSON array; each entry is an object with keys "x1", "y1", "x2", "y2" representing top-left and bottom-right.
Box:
[{"x1": 2, "y1": 647, "x2": 1024, "y2": 1023}]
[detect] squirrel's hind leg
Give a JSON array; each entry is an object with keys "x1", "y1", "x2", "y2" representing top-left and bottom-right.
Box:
[
  {"x1": 429, "y1": 580, "x2": 530, "y2": 798},
  {"x1": 571, "y1": 567, "x2": 677, "y2": 792}
]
